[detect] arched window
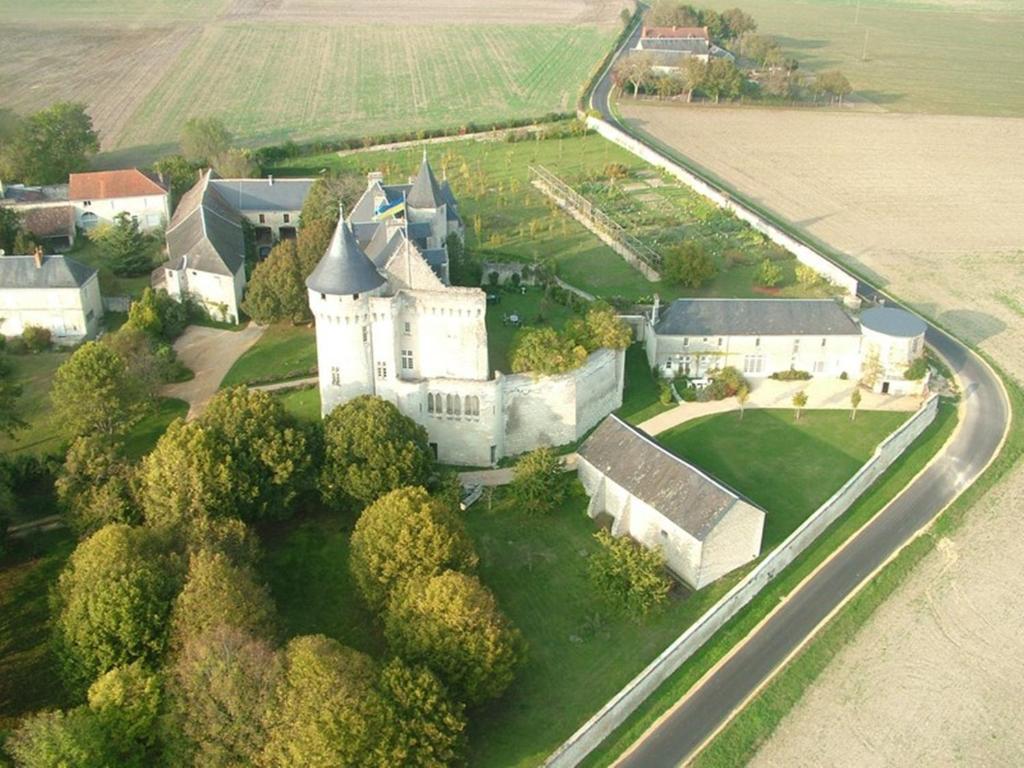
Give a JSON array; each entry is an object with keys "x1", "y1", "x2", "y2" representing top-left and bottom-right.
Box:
[
  {"x1": 427, "y1": 394, "x2": 435, "y2": 414},
  {"x1": 453, "y1": 395, "x2": 461, "y2": 416},
  {"x1": 446, "y1": 394, "x2": 454, "y2": 415},
  {"x1": 465, "y1": 396, "x2": 480, "y2": 417}
]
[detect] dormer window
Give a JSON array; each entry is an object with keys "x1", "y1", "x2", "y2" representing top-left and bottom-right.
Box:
[
  {"x1": 320, "y1": 293, "x2": 326, "y2": 300},
  {"x1": 353, "y1": 293, "x2": 360, "y2": 300}
]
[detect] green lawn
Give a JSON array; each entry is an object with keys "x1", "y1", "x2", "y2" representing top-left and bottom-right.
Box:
[
  {"x1": 273, "y1": 387, "x2": 320, "y2": 424},
  {"x1": 616, "y1": 344, "x2": 672, "y2": 425},
  {"x1": 0, "y1": 529, "x2": 76, "y2": 736},
  {"x1": 65, "y1": 237, "x2": 161, "y2": 299},
  {"x1": 0, "y1": 352, "x2": 69, "y2": 456},
  {"x1": 485, "y1": 287, "x2": 578, "y2": 375},
  {"x1": 219, "y1": 324, "x2": 316, "y2": 388},
  {"x1": 272, "y1": 132, "x2": 834, "y2": 303},
  {"x1": 657, "y1": 409, "x2": 910, "y2": 549},
  {"x1": 122, "y1": 397, "x2": 189, "y2": 459},
  {"x1": 698, "y1": 0, "x2": 1024, "y2": 117}
]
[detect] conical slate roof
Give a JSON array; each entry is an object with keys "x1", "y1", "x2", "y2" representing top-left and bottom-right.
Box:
[
  {"x1": 306, "y1": 215, "x2": 385, "y2": 295},
  {"x1": 406, "y1": 152, "x2": 444, "y2": 209}
]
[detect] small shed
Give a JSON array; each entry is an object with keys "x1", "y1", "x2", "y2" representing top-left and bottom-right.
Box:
[{"x1": 577, "y1": 415, "x2": 764, "y2": 590}]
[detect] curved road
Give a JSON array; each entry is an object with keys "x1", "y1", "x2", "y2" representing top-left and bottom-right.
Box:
[{"x1": 589, "y1": 29, "x2": 1012, "y2": 768}]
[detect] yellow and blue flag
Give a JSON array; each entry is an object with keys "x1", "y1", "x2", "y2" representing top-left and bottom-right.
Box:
[{"x1": 373, "y1": 197, "x2": 405, "y2": 221}]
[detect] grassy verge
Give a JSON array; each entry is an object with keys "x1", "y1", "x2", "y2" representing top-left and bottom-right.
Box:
[
  {"x1": 220, "y1": 324, "x2": 316, "y2": 388},
  {"x1": 616, "y1": 344, "x2": 672, "y2": 424},
  {"x1": 690, "y1": 376, "x2": 1021, "y2": 766},
  {"x1": 123, "y1": 397, "x2": 189, "y2": 459},
  {"x1": 581, "y1": 398, "x2": 959, "y2": 767},
  {"x1": 0, "y1": 352, "x2": 69, "y2": 456},
  {"x1": 273, "y1": 387, "x2": 320, "y2": 424}
]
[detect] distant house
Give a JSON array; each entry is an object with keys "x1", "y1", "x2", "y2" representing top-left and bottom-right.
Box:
[
  {"x1": 68, "y1": 169, "x2": 170, "y2": 232},
  {"x1": 634, "y1": 25, "x2": 735, "y2": 71},
  {"x1": 157, "y1": 170, "x2": 246, "y2": 324},
  {"x1": 18, "y1": 205, "x2": 76, "y2": 251},
  {"x1": 208, "y1": 176, "x2": 313, "y2": 258},
  {"x1": 578, "y1": 415, "x2": 765, "y2": 590},
  {"x1": 0, "y1": 248, "x2": 103, "y2": 339}
]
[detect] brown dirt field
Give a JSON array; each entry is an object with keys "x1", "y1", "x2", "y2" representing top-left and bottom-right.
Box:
[
  {"x1": 622, "y1": 103, "x2": 1024, "y2": 382},
  {"x1": 620, "y1": 101, "x2": 1024, "y2": 767}
]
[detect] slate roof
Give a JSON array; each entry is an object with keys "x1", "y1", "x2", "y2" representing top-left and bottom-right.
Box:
[
  {"x1": 69, "y1": 169, "x2": 166, "y2": 201},
  {"x1": 164, "y1": 171, "x2": 244, "y2": 276},
  {"x1": 860, "y1": 307, "x2": 927, "y2": 338},
  {"x1": 655, "y1": 299, "x2": 859, "y2": 337},
  {"x1": 407, "y1": 154, "x2": 444, "y2": 209},
  {"x1": 307, "y1": 217, "x2": 385, "y2": 296},
  {"x1": 208, "y1": 178, "x2": 313, "y2": 213},
  {"x1": 641, "y1": 38, "x2": 710, "y2": 55},
  {"x1": 0, "y1": 254, "x2": 95, "y2": 289},
  {"x1": 19, "y1": 205, "x2": 75, "y2": 239},
  {"x1": 580, "y1": 416, "x2": 756, "y2": 541},
  {"x1": 642, "y1": 25, "x2": 710, "y2": 40}
]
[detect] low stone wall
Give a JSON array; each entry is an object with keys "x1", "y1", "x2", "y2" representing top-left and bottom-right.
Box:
[
  {"x1": 544, "y1": 394, "x2": 939, "y2": 767},
  {"x1": 585, "y1": 117, "x2": 859, "y2": 296}
]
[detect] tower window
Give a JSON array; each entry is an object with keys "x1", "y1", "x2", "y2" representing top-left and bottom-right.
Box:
[
  {"x1": 330, "y1": 366, "x2": 340, "y2": 386},
  {"x1": 376, "y1": 361, "x2": 387, "y2": 379},
  {"x1": 401, "y1": 350, "x2": 414, "y2": 370},
  {"x1": 283, "y1": 213, "x2": 291, "y2": 223},
  {"x1": 362, "y1": 326, "x2": 368, "y2": 343},
  {"x1": 404, "y1": 321, "x2": 411, "y2": 335}
]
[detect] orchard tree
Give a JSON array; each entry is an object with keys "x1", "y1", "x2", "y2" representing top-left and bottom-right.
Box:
[
  {"x1": 169, "y1": 626, "x2": 281, "y2": 768},
  {"x1": 510, "y1": 447, "x2": 566, "y2": 516},
  {"x1": 57, "y1": 435, "x2": 140, "y2": 535},
  {"x1": 51, "y1": 341, "x2": 147, "y2": 439},
  {"x1": 377, "y1": 658, "x2": 467, "y2": 768},
  {"x1": 588, "y1": 529, "x2": 670, "y2": 617},
  {"x1": 180, "y1": 116, "x2": 232, "y2": 164},
  {"x1": 792, "y1": 389, "x2": 808, "y2": 420},
  {"x1": 88, "y1": 212, "x2": 150, "y2": 276},
  {"x1": 663, "y1": 241, "x2": 717, "y2": 288},
  {"x1": 350, "y1": 486, "x2": 478, "y2": 611},
  {"x1": 384, "y1": 571, "x2": 525, "y2": 706},
  {"x1": 170, "y1": 549, "x2": 277, "y2": 650},
  {"x1": 241, "y1": 240, "x2": 308, "y2": 324},
  {"x1": 54, "y1": 524, "x2": 182, "y2": 689},
  {"x1": 261, "y1": 635, "x2": 392, "y2": 768},
  {"x1": 320, "y1": 395, "x2": 435, "y2": 510},
  {"x1": 0, "y1": 102, "x2": 99, "y2": 184}
]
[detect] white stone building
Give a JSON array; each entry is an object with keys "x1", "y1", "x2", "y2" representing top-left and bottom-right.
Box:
[
  {"x1": 208, "y1": 177, "x2": 313, "y2": 258},
  {"x1": 68, "y1": 169, "x2": 170, "y2": 232},
  {"x1": 308, "y1": 155, "x2": 625, "y2": 466},
  {"x1": 578, "y1": 415, "x2": 765, "y2": 590},
  {"x1": 644, "y1": 297, "x2": 929, "y2": 394},
  {"x1": 158, "y1": 170, "x2": 246, "y2": 324},
  {"x1": 0, "y1": 248, "x2": 103, "y2": 339},
  {"x1": 634, "y1": 25, "x2": 735, "y2": 71}
]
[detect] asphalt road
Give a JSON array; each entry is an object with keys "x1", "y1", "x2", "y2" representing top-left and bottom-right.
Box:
[{"x1": 590, "y1": 39, "x2": 1013, "y2": 768}]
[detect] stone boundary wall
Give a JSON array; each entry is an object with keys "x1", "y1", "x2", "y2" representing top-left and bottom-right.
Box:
[
  {"x1": 584, "y1": 117, "x2": 860, "y2": 296},
  {"x1": 544, "y1": 394, "x2": 940, "y2": 767}
]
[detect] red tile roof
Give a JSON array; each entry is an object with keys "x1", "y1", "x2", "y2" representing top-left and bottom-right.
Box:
[
  {"x1": 642, "y1": 25, "x2": 710, "y2": 40},
  {"x1": 68, "y1": 169, "x2": 167, "y2": 201}
]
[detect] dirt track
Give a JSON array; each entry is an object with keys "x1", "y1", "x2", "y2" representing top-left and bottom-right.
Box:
[{"x1": 619, "y1": 101, "x2": 1024, "y2": 767}]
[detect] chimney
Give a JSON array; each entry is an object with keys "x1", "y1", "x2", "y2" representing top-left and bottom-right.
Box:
[
  {"x1": 651, "y1": 293, "x2": 661, "y2": 326},
  {"x1": 268, "y1": 175, "x2": 274, "y2": 186},
  {"x1": 33, "y1": 245, "x2": 44, "y2": 269}
]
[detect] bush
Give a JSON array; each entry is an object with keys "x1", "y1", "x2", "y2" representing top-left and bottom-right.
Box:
[
  {"x1": 905, "y1": 356, "x2": 928, "y2": 380},
  {"x1": 510, "y1": 448, "x2": 567, "y2": 516},
  {"x1": 677, "y1": 385, "x2": 698, "y2": 402},
  {"x1": 588, "y1": 529, "x2": 670, "y2": 617},
  {"x1": 21, "y1": 325, "x2": 52, "y2": 352},
  {"x1": 6, "y1": 336, "x2": 28, "y2": 355},
  {"x1": 756, "y1": 258, "x2": 784, "y2": 288},
  {"x1": 769, "y1": 368, "x2": 812, "y2": 381},
  {"x1": 657, "y1": 380, "x2": 673, "y2": 405},
  {"x1": 702, "y1": 366, "x2": 748, "y2": 401}
]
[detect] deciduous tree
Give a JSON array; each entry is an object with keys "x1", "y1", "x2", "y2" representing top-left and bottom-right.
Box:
[
  {"x1": 300, "y1": 171, "x2": 365, "y2": 226},
  {"x1": 5, "y1": 708, "x2": 111, "y2": 768},
  {"x1": 180, "y1": 117, "x2": 232, "y2": 165},
  {"x1": 510, "y1": 326, "x2": 588, "y2": 376},
  {"x1": 213, "y1": 147, "x2": 260, "y2": 178},
  {"x1": 0, "y1": 102, "x2": 99, "y2": 184},
  {"x1": 86, "y1": 662, "x2": 163, "y2": 766},
  {"x1": 663, "y1": 241, "x2": 717, "y2": 287},
  {"x1": 850, "y1": 387, "x2": 862, "y2": 421},
  {"x1": 792, "y1": 389, "x2": 808, "y2": 419},
  {"x1": 589, "y1": 529, "x2": 670, "y2": 617},
  {"x1": 721, "y1": 8, "x2": 757, "y2": 39},
  {"x1": 384, "y1": 571, "x2": 524, "y2": 705},
  {"x1": 350, "y1": 486, "x2": 478, "y2": 611},
  {"x1": 57, "y1": 435, "x2": 140, "y2": 535},
  {"x1": 320, "y1": 395, "x2": 435, "y2": 510},
  {"x1": 702, "y1": 59, "x2": 745, "y2": 102},
  {"x1": 51, "y1": 341, "x2": 148, "y2": 439},
  {"x1": 736, "y1": 383, "x2": 750, "y2": 419},
  {"x1": 756, "y1": 258, "x2": 784, "y2": 288},
  {"x1": 510, "y1": 447, "x2": 566, "y2": 516},
  {"x1": 152, "y1": 154, "x2": 199, "y2": 207}
]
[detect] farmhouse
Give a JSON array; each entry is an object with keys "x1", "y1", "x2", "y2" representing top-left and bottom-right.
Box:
[
  {"x1": 634, "y1": 25, "x2": 734, "y2": 70},
  {"x1": 208, "y1": 176, "x2": 313, "y2": 258},
  {"x1": 16, "y1": 205, "x2": 76, "y2": 251},
  {"x1": 578, "y1": 415, "x2": 765, "y2": 589},
  {"x1": 156, "y1": 170, "x2": 246, "y2": 323},
  {"x1": 68, "y1": 169, "x2": 170, "y2": 232},
  {"x1": 0, "y1": 248, "x2": 103, "y2": 339},
  {"x1": 309, "y1": 154, "x2": 624, "y2": 466}
]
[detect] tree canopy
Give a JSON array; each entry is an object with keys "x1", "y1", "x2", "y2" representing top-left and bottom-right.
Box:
[
  {"x1": 510, "y1": 447, "x2": 567, "y2": 516},
  {"x1": 320, "y1": 395, "x2": 435, "y2": 510},
  {"x1": 87, "y1": 212, "x2": 150, "y2": 276},
  {"x1": 588, "y1": 529, "x2": 670, "y2": 617},
  {"x1": 510, "y1": 326, "x2": 588, "y2": 376},
  {"x1": 0, "y1": 102, "x2": 99, "y2": 184},
  {"x1": 663, "y1": 241, "x2": 717, "y2": 288},
  {"x1": 241, "y1": 240, "x2": 308, "y2": 324},
  {"x1": 86, "y1": 662, "x2": 163, "y2": 766},
  {"x1": 384, "y1": 571, "x2": 524, "y2": 705},
  {"x1": 57, "y1": 435, "x2": 140, "y2": 535},
  {"x1": 51, "y1": 341, "x2": 148, "y2": 440},
  {"x1": 350, "y1": 486, "x2": 479, "y2": 611},
  {"x1": 299, "y1": 171, "x2": 365, "y2": 226},
  {"x1": 180, "y1": 117, "x2": 232, "y2": 164}
]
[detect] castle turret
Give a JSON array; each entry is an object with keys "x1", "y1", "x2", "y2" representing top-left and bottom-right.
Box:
[{"x1": 308, "y1": 212, "x2": 388, "y2": 414}]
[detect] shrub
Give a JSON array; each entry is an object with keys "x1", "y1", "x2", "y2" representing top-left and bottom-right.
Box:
[
  {"x1": 756, "y1": 258, "x2": 784, "y2": 288},
  {"x1": 770, "y1": 368, "x2": 812, "y2": 381},
  {"x1": 510, "y1": 447, "x2": 567, "y2": 515},
  {"x1": 588, "y1": 529, "x2": 670, "y2": 617},
  {"x1": 657, "y1": 380, "x2": 673, "y2": 405},
  {"x1": 6, "y1": 336, "x2": 28, "y2": 355},
  {"x1": 795, "y1": 263, "x2": 822, "y2": 287},
  {"x1": 22, "y1": 325, "x2": 51, "y2": 352},
  {"x1": 905, "y1": 356, "x2": 928, "y2": 380},
  {"x1": 488, "y1": 271, "x2": 500, "y2": 286},
  {"x1": 677, "y1": 385, "x2": 698, "y2": 402}
]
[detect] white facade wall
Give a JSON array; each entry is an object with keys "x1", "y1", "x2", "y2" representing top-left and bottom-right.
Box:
[
  {"x1": 74, "y1": 194, "x2": 170, "y2": 231},
  {"x1": 648, "y1": 328, "x2": 863, "y2": 380},
  {"x1": 166, "y1": 264, "x2": 245, "y2": 323},
  {"x1": 0, "y1": 273, "x2": 103, "y2": 339},
  {"x1": 862, "y1": 325, "x2": 928, "y2": 395},
  {"x1": 240, "y1": 210, "x2": 299, "y2": 237}
]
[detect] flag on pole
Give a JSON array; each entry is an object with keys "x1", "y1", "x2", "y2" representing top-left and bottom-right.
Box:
[{"x1": 373, "y1": 197, "x2": 405, "y2": 221}]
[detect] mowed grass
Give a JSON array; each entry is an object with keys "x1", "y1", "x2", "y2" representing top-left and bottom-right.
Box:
[
  {"x1": 113, "y1": 23, "x2": 616, "y2": 154},
  {"x1": 65, "y1": 238, "x2": 160, "y2": 299},
  {"x1": 657, "y1": 408, "x2": 911, "y2": 549},
  {"x1": 219, "y1": 324, "x2": 317, "y2": 388},
  {"x1": 616, "y1": 344, "x2": 673, "y2": 425},
  {"x1": 698, "y1": 0, "x2": 1024, "y2": 116},
  {"x1": 274, "y1": 386, "x2": 321, "y2": 424},
  {"x1": 485, "y1": 287, "x2": 579, "y2": 375}
]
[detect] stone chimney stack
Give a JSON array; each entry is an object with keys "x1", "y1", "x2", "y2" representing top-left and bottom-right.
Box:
[
  {"x1": 651, "y1": 293, "x2": 661, "y2": 326},
  {"x1": 33, "y1": 245, "x2": 44, "y2": 269},
  {"x1": 268, "y1": 175, "x2": 274, "y2": 186}
]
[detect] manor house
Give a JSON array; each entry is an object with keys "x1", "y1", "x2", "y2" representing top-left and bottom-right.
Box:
[{"x1": 308, "y1": 154, "x2": 625, "y2": 466}]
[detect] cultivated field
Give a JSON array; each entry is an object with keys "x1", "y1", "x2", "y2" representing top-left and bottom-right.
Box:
[
  {"x1": 621, "y1": 104, "x2": 1024, "y2": 382},
  {"x1": 0, "y1": 0, "x2": 621, "y2": 163},
  {"x1": 697, "y1": 0, "x2": 1024, "y2": 116}
]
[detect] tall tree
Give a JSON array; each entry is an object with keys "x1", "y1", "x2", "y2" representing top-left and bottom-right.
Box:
[
  {"x1": 814, "y1": 70, "x2": 853, "y2": 104},
  {"x1": 241, "y1": 240, "x2": 308, "y2": 324},
  {"x1": 703, "y1": 59, "x2": 745, "y2": 102},
  {"x1": 320, "y1": 395, "x2": 435, "y2": 510},
  {"x1": 51, "y1": 341, "x2": 148, "y2": 439},
  {"x1": 57, "y1": 435, "x2": 140, "y2": 535},
  {"x1": 88, "y1": 211, "x2": 151, "y2": 276},
  {"x1": 53, "y1": 524, "x2": 182, "y2": 689},
  {"x1": 86, "y1": 662, "x2": 163, "y2": 767},
  {"x1": 0, "y1": 206, "x2": 22, "y2": 254},
  {"x1": 588, "y1": 529, "x2": 671, "y2": 617},
  {"x1": 152, "y1": 154, "x2": 199, "y2": 207},
  {"x1": 212, "y1": 147, "x2": 260, "y2": 178},
  {"x1": 384, "y1": 571, "x2": 524, "y2": 706},
  {"x1": 721, "y1": 8, "x2": 757, "y2": 39},
  {"x1": 180, "y1": 117, "x2": 232, "y2": 165},
  {"x1": 510, "y1": 447, "x2": 567, "y2": 516},
  {"x1": 0, "y1": 350, "x2": 25, "y2": 438},
  {"x1": 0, "y1": 102, "x2": 99, "y2": 184},
  {"x1": 510, "y1": 326, "x2": 588, "y2": 376},
  {"x1": 612, "y1": 52, "x2": 655, "y2": 97},
  {"x1": 350, "y1": 486, "x2": 479, "y2": 611},
  {"x1": 5, "y1": 708, "x2": 112, "y2": 768},
  {"x1": 299, "y1": 171, "x2": 365, "y2": 226}
]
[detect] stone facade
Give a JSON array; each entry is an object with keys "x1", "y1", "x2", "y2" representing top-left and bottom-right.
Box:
[{"x1": 0, "y1": 253, "x2": 103, "y2": 339}]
